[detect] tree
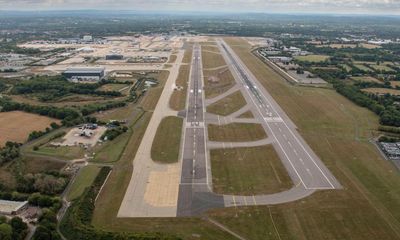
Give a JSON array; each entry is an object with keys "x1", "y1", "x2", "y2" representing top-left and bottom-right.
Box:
[
  {"x1": 0, "y1": 223, "x2": 12, "y2": 240},
  {"x1": 10, "y1": 217, "x2": 28, "y2": 240}
]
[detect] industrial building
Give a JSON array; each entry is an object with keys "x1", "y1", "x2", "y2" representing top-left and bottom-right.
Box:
[
  {"x1": 62, "y1": 67, "x2": 105, "y2": 83},
  {"x1": 106, "y1": 54, "x2": 124, "y2": 60}
]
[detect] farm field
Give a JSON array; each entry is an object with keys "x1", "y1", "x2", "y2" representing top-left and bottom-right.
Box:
[
  {"x1": 351, "y1": 76, "x2": 382, "y2": 83},
  {"x1": 353, "y1": 64, "x2": 374, "y2": 72},
  {"x1": 208, "y1": 123, "x2": 267, "y2": 142},
  {"x1": 390, "y1": 81, "x2": 400, "y2": 88},
  {"x1": 206, "y1": 90, "x2": 247, "y2": 116},
  {"x1": 362, "y1": 88, "x2": 400, "y2": 96},
  {"x1": 211, "y1": 145, "x2": 292, "y2": 195},
  {"x1": 151, "y1": 116, "x2": 183, "y2": 163},
  {"x1": 0, "y1": 111, "x2": 60, "y2": 147},
  {"x1": 295, "y1": 54, "x2": 330, "y2": 62},
  {"x1": 221, "y1": 37, "x2": 400, "y2": 239}
]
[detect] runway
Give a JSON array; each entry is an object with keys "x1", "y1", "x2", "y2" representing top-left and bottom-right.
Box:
[{"x1": 216, "y1": 39, "x2": 341, "y2": 190}]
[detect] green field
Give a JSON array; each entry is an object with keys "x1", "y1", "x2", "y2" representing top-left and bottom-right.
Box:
[
  {"x1": 92, "y1": 129, "x2": 132, "y2": 163},
  {"x1": 211, "y1": 145, "x2": 292, "y2": 195},
  {"x1": 203, "y1": 67, "x2": 236, "y2": 99},
  {"x1": 151, "y1": 116, "x2": 183, "y2": 163},
  {"x1": 351, "y1": 76, "x2": 381, "y2": 83},
  {"x1": 220, "y1": 37, "x2": 400, "y2": 239},
  {"x1": 208, "y1": 123, "x2": 267, "y2": 142},
  {"x1": 295, "y1": 54, "x2": 330, "y2": 62},
  {"x1": 67, "y1": 165, "x2": 101, "y2": 201},
  {"x1": 169, "y1": 65, "x2": 189, "y2": 111},
  {"x1": 206, "y1": 91, "x2": 247, "y2": 116},
  {"x1": 354, "y1": 64, "x2": 374, "y2": 72}
]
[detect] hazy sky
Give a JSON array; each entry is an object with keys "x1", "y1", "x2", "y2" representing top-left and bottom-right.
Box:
[{"x1": 0, "y1": 0, "x2": 400, "y2": 15}]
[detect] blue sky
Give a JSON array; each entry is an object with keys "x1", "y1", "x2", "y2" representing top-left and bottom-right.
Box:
[{"x1": 0, "y1": 0, "x2": 400, "y2": 15}]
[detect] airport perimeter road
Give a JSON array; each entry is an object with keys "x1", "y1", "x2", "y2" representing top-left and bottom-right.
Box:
[
  {"x1": 177, "y1": 44, "x2": 224, "y2": 216},
  {"x1": 217, "y1": 39, "x2": 341, "y2": 190}
]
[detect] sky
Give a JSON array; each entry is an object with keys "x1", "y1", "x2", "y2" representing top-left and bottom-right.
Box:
[{"x1": 0, "y1": 0, "x2": 400, "y2": 15}]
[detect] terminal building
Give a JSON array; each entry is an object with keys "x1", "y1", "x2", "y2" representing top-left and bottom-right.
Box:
[
  {"x1": 62, "y1": 67, "x2": 105, "y2": 83},
  {"x1": 106, "y1": 54, "x2": 124, "y2": 60}
]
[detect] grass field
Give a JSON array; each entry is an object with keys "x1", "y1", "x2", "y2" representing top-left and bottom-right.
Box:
[
  {"x1": 361, "y1": 43, "x2": 382, "y2": 49},
  {"x1": 354, "y1": 64, "x2": 374, "y2": 72},
  {"x1": 92, "y1": 129, "x2": 132, "y2": 163},
  {"x1": 295, "y1": 54, "x2": 330, "y2": 62},
  {"x1": 208, "y1": 123, "x2": 267, "y2": 142},
  {"x1": 168, "y1": 54, "x2": 177, "y2": 63},
  {"x1": 0, "y1": 111, "x2": 60, "y2": 147},
  {"x1": 32, "y1": 145, "x2": 85, "y2": 160},
  {"x1": 202, "y1": 48, "x2": 227, "y2": 69},
  {"x1": 218, "y1": 37, "x2": 400, "y2": 239},
  {"x1": 92, "y1": 102, "x2": 135, "y2": 122},
  {"x1": 362, "y1": 88, "x2": 400, "y2": 96},
  {"x1": 140, "y1": 71, "x2": 169, "y2": 111},
  {"x1": 206, "y1": 91, "x2": 247, "y2": 116},
  {"x1": 182, "y1": 44, "x2": 193, "y2": 64},
  {"x1": 203, "y1": 67, "x2": 236, "y2": 99},
  {"x1": 390, "y1": 81, "x2": 400, "y2": 88},
  {"x1": 151, "y1": 116, "x2": 183, "y2": 163},
  {"x1": 340, "y1": 64, "x2": 353, "y2": 72},
  {"x1": 169, "y1": 65, "x2": 189, "y2": 111},
  {"x1": 67, "y1": 165, "x2": 101, "y2": 201},
  {"x1": 329, "y1": 44, "x2": 357, "y2": 48},
  {"x1": 351, "y1": 76, "x2": 382, "y2": 83},
  {"x1": 211, "y1": 145, "x2": 292, "y2": 195},
  {"x1": 370, "y1": 64, "x2": 394, "y2": 72},
  {"x1": 98, "y1": 84, "x2": 130, "y2": 93},
  {"x1": 237, "y1": 110, "x2": 254, "y2": 118}
]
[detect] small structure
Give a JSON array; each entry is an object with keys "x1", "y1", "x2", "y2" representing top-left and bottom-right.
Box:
[
  {"x1": 0, "y1": 200, "x2": 28, "y2": 215},
  {"x1": 106, "y1": 54, "x2": 124, "y2": 60}
]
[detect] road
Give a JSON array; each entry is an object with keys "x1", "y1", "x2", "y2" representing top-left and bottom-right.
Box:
[{"x1": 217, "y1": 38, "x2": 341, "y2": 190}]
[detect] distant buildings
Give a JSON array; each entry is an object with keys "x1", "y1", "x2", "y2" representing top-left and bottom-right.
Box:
[
  {"x1": 83, "y1": 35, "x2": 93, "y2": 42},
  {"x1": 62, "y1": 67, "x2": 105, "y2": 83}
]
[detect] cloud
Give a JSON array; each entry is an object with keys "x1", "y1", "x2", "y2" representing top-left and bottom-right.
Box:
[{"x1": 0, "y1": 0, "x2": 400, "y2": 14}]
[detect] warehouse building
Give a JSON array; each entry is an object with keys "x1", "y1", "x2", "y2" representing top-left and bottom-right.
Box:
[{"x1": 63, "y1": 67, "x2": 105, "y2": 83}]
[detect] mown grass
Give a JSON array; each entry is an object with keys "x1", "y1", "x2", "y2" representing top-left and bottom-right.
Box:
[
  {"x1": 203, "y1": 67, "x2": 236, "y2": 99},
  {"x1": 202, "y1": 48, "x2": 227, "y2": 69},
  {"x1": 218, "y1": 37, "x2": 400, "y2": 239},
  {"x1": 206, "y1": 91, "x2": 247, "y2": 116},
  {"x1": 208, "y1": 123, "x2": 267, "y2": 142},
  {"x1": 211, "y1": 145, "x2": 292, "y2": 195},
  {"x1": 169, "y1": 65, "x2": 189, "y2": 111},
  {"x1": 67, "y1": 165, "x2": 101, "y2": 201},
  {"x1": 151, "y1": 116, "x2": 183, "y2": 163}
]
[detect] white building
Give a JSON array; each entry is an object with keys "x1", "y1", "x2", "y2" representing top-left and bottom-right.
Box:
[{"x1": 0, "y1": 200, "x2": 28, "y2": 215}]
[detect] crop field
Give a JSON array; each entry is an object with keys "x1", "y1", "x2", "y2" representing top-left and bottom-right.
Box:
[
  {"x1": 151, "y1": 116, "x2": 183, "y2": 163},
  {"x1": 362, "y1": 88, "x2": 400, "y2": 96},
  {"x1": 211, "y1": 145, "x2": 292, "y2": 195},
  {"x1": 353, "y1": 64, "x2": 374, "y2": 72},
  {"x1": 219, "y1": 37, "x2": 400, "y2": 239},
  {"x1": 206, "y1": 91, "x2": 247, "y2": 116},
  {"x1": 351, "y1": 76, "x2": 382, "y2": 83},
  {"x1": 169, "y1": 65, "x2": 189, "y2": 111},
  {"x1": 295, "y1": 54, "x2": 330, "y2": 62},
  {"x1": 329, "y1": 43, "x2": 357, "y2": 48},
  {"x1": 208, "y1": 123, "x2": 267, "y2": 142},
  {"x1": 360, "y1": 43, "x2": 382, "y2": 49},
  {"x1": 0, "y1": 111, "x2": 60, "y2": 147},
  {"x1": 369, "y1": 64, "x2": 394, "y2": 72},
  {"x1": 203, "y1": 67, "x2": 236, "y2": 99}
]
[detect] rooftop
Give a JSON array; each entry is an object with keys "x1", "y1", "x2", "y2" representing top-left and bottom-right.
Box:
[{"x1": 0, "y1": 200, "x2": 28, "y2": 214}]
